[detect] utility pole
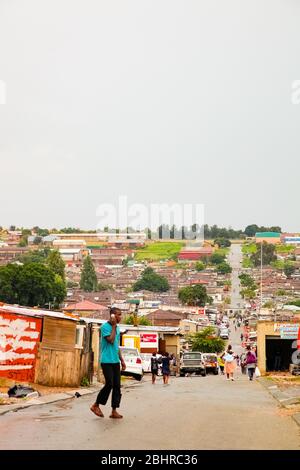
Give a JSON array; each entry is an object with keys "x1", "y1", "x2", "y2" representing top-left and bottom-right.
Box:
[{"x1": 260, "y1": 242, "x2": 263, "y2": 310}]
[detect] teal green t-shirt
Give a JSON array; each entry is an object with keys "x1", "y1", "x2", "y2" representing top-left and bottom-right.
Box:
[{"x1": 100, "y1": 322, "x2": 120, "y2": 364}]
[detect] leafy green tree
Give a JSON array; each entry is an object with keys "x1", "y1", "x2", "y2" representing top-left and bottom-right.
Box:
[
  {"x1": 178, "y1": 284, "x2": 210, "y2": 307},
  {"x1": 0, "y1": 264, "x2": 20, "y2": 304},
  {"x1": 133, "y1": 267, "x2": 170, "y2": 292},
  {"x1": 240, "y1": 287, "x2": 256, "y2": 300},
  {"x1": 250, "y1": 242, "x2": 277, "y2": 267},
  {"x1": 80, "y1": 255, "x2": 98, "y2": 292},
  {"x1": 216, "y1": 262, "x2": 232, "y2": 274},
  {"x1": 244, "y1": 224, "x2": 259, "y2": 237},
  {"x1": 284, "y1": 262, "x2": 296, "y2": 279},
  {"x1": 124, "y1": 315, "x2": 151, "y2": 326},
  {"x1": 276, "y1": 289, "x2": 287, "y2": 296},
  {"x1": 18, "y1": 237, "x2": 28, "y2": 247},
  {"x1": 188, "y1": 327, "x2": 225, "y2": 353},
  {"x1": 18, "y1": 248, "x2": 51, "y2": 264},
  {"x1": 239, "y1": 273, "x2": 256, "y2": 289},
  {"x1": 97, "y1": 282, "x2": 113, "y2": 291},
  {"x1": 46, "y1": 250, "x2": 65, "y2": 280},
  {"x1": 214, "y1": 238, "x2": 231, "y2": 248},
  {"x1": 0, "y1": 263, "x2": 66, "y2": 307},
  {"x1": 210, "y1": 252, "x2": 226, "y2": 265},
  {"x1": 195, "y1": 261, "x2": 205, "y2": 272},
  {"x1": 67, "y1": 280, "x2": 79, "y2": 288}
]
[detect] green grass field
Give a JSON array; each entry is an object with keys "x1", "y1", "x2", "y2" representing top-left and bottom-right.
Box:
[
  {"x1": 135, "y1": 241, "x2": 184, "y2": 261},
  {"x1": 242, "y1": 243, "x2": 257, "y2": 255}
]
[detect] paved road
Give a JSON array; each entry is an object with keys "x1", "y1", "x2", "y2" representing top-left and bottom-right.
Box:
[
  {"x1": 228, "y1": 244, "x2": 243, "y2": 311},
  {"x1": 1, "y1": 369, "x2": 299, "y2": 450}
]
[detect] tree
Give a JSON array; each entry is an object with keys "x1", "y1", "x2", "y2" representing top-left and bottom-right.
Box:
[
  {"x1": 216, "y1": 262, "x2": 232, "y2": 274},
  {"x1": 210, "y1": 252, "x2": 226, "y2": 265},
  {"x1": 250, "y1": 242, "x2": 277, "y2": 267},
  {"x1": 239, "y1": 273, "x2": 256, "y2": 289},
  {"x1": 284, "y1": 262, "x2": 296, "y2": 278},
  {"x1": 188, "y1": 327, "x2": 225, "y2": 353},
  {"x1": 17, "y1": 248, "x2": 50, "y2": 264},
  {"x1": 97, "y1": 282, "x2": 113, "y2": 291},
  {"x1": 0, "y1": 264, "x2": 20, "y2": 304},
  {"x1": 240, "y1": 287, "x2": 256, "y2": 300},
  {"x1": 33, "y1": 236, "x2": 43, "y2": 245},
  {"x1": 18, "y1": 237, "x2": 28, "y2": 247},
  {"x1": 133, "y1": 267, "x2": 170, "y2": 292},
  {"x1": 46, "y1": 250, "x2": 65, "y2": 280},
  {"x1": 214, "y1": 238, "x2": 231, "y2": 248},
  {"x1": 80, "y1": 255, "x2": 98, "y2": 292},
  {"x1": 0, "y1": 262, "x2": 66, "y2": 307},
  {"x1": 124, "y1": 315, "x2": 151, "y2": 326},
  {"x1": 195, "y1": 261, "x2": 205, "y2": 272},
  {"x1": 244, "y1": 225, "x2": 259, "y2": 237},
  {"x1": 178, "y1": 284, "x2": 210, "y2": 307}
]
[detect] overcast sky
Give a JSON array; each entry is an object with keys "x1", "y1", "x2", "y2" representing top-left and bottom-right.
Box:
[{"x1": 0, "y1": 0, "x2": 299, "y2": 231}]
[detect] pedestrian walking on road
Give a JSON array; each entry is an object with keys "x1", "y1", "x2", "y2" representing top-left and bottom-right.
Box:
[
  {"x1": 245, "y1": 345, "x2": 257, "y2": 381},
  {"x1": 240, "y1": 333, "x2": 244, "y2": 342},
  {"x1": 151, "y1": 352, "x2": 159, "y2": 384},
  {"x1": 90, "y1": 308, "x2": 126, "y2": 419},
  {"x1": 161, "y1": 352, "x2": 171, "y2": 385},
  {"x1": 223, "y1": 349, "x2": 236, "y2": 381},
  {"x1": 218, "y1": 355, "x2": 225, "y2": 375}
]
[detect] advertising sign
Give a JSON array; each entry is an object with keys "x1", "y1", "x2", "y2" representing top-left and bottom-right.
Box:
[
  {"x1": 139, "y1": 333, "x2": 158, "y2": 349},
  {"x1": 279, "y1": 324, "x2": 300, "y2": 339}
]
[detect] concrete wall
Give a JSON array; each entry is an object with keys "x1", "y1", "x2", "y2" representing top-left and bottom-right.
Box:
[
  {"x1": 165, "y1": 334, "x2": 180, "y2": 356},
  {"x1": 257, "y1": 321, "x2": 280, "y2": 374}
]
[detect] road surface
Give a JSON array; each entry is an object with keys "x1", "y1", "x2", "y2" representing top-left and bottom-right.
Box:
[
  {"x1": 228, "y1": 244, "x2": 243, "y2": 311},
  {"x1": 1, "y1": 363, "x2": 299, "y2": 450}
]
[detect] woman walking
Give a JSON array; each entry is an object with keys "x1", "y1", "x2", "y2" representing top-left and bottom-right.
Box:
[
  {"x1": 223, "y1": 347, "x2": 236, "y2": 381},
  {"x1": 161, "y1": 352, "x2": 171, "y2": 385},
  {"x1": 245, "y1": 346, "x2": 257, "y2": 381},
  {"x1": 151, "y1": 352, "x2": 159, "y2": 384}
]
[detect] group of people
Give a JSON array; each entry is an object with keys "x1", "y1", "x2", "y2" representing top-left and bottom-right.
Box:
[
  {"x1": 218, "y1": 344, "x2": 257, "y2": 381},
  {"x1": 150, "y1": 352, "x2": 177, "y2": 385}
]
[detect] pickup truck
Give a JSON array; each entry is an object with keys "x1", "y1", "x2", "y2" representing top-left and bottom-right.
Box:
[{"x1": 179, "y1": 352, "x2": 206, "y2": 377}]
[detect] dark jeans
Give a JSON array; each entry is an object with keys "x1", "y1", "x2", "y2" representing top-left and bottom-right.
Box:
[
  {"x1": 248, "y1": 366, "x2": 255, "y2": 380},
  {"x1": 96, "y1": 363, "x2": 121, "y2": 409}
]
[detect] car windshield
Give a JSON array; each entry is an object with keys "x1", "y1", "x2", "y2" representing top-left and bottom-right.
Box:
[
  {"x1": 203, "y1": 354, "x2": 217, "y2": 362},
  {"x1": 183, "y1": 353, "x2": 201, "y2": 359}
]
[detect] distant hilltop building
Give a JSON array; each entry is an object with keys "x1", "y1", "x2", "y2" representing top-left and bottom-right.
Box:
[
  {"x1": 281, "y1": 233, "x2": 300, "y2": 245},
  {"x1": 54, "y1": 232, "x2": 146, "y2": 247},
  {"x1": 178, "y1": 246, "x2": 213, "y2": 261},
  {"x1": 255, "y1": 232, "x2": 281, "y2": 244}
]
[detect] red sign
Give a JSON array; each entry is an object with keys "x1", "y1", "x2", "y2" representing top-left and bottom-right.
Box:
[
  {"x1": 0, "y1": 312, "x2": 42, "y2": 382},
  {"x1": 140, "y1": 334, "x2": 157, "y2": 343},
  {"x1": 198, "y1": 308, "x2": 205, "y2": 315}
]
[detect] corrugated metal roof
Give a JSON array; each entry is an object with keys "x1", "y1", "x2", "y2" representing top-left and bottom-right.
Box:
[
  {"x1": 0, "y1": 304, "x2": 78, "y2": 321},
  {"x1": 255, "y1": 232, "x2": 281, "y2": 237}
]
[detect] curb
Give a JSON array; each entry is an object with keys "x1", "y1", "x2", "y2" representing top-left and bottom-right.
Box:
[
  {"x1": 0, "y1": 379, "x2": 138, "y2": 416},
  {"x1": 0, "y1": 386, "x2": 99, "y2": 416},
  {"x1": 258, "y1": 377, "x2": 300, "y2": 428}
]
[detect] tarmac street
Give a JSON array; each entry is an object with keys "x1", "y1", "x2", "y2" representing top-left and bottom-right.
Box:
[{"x1": 0, "y1": 370, "x2": 300, "y2": 450}]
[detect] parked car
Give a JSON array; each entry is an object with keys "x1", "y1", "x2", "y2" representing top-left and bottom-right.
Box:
[
  {"x1": 179, "y1": 352, "x2": 206, "y2": 377},
  {"x1": 201, "y1": 353, "x2": 218, "y2": 375},
  {"x1": 139, "y1": 353, "x2": 152, "y2": 373},
  {"x1": 119, "y1": 346, "x2": 144, "y2": 381},
  {"x1": 220, "y1": 328, "x2": 229, "y2": 340}
]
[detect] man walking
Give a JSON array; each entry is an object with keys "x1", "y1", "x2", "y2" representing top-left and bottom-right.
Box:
[{"x1": 90, "y1": 308, "x2": 126, "y2": 419}]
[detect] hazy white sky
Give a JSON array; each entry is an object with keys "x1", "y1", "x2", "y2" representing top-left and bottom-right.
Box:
[{"x1": 0, "y1": 0, "x2": 299, "y2": 231}]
